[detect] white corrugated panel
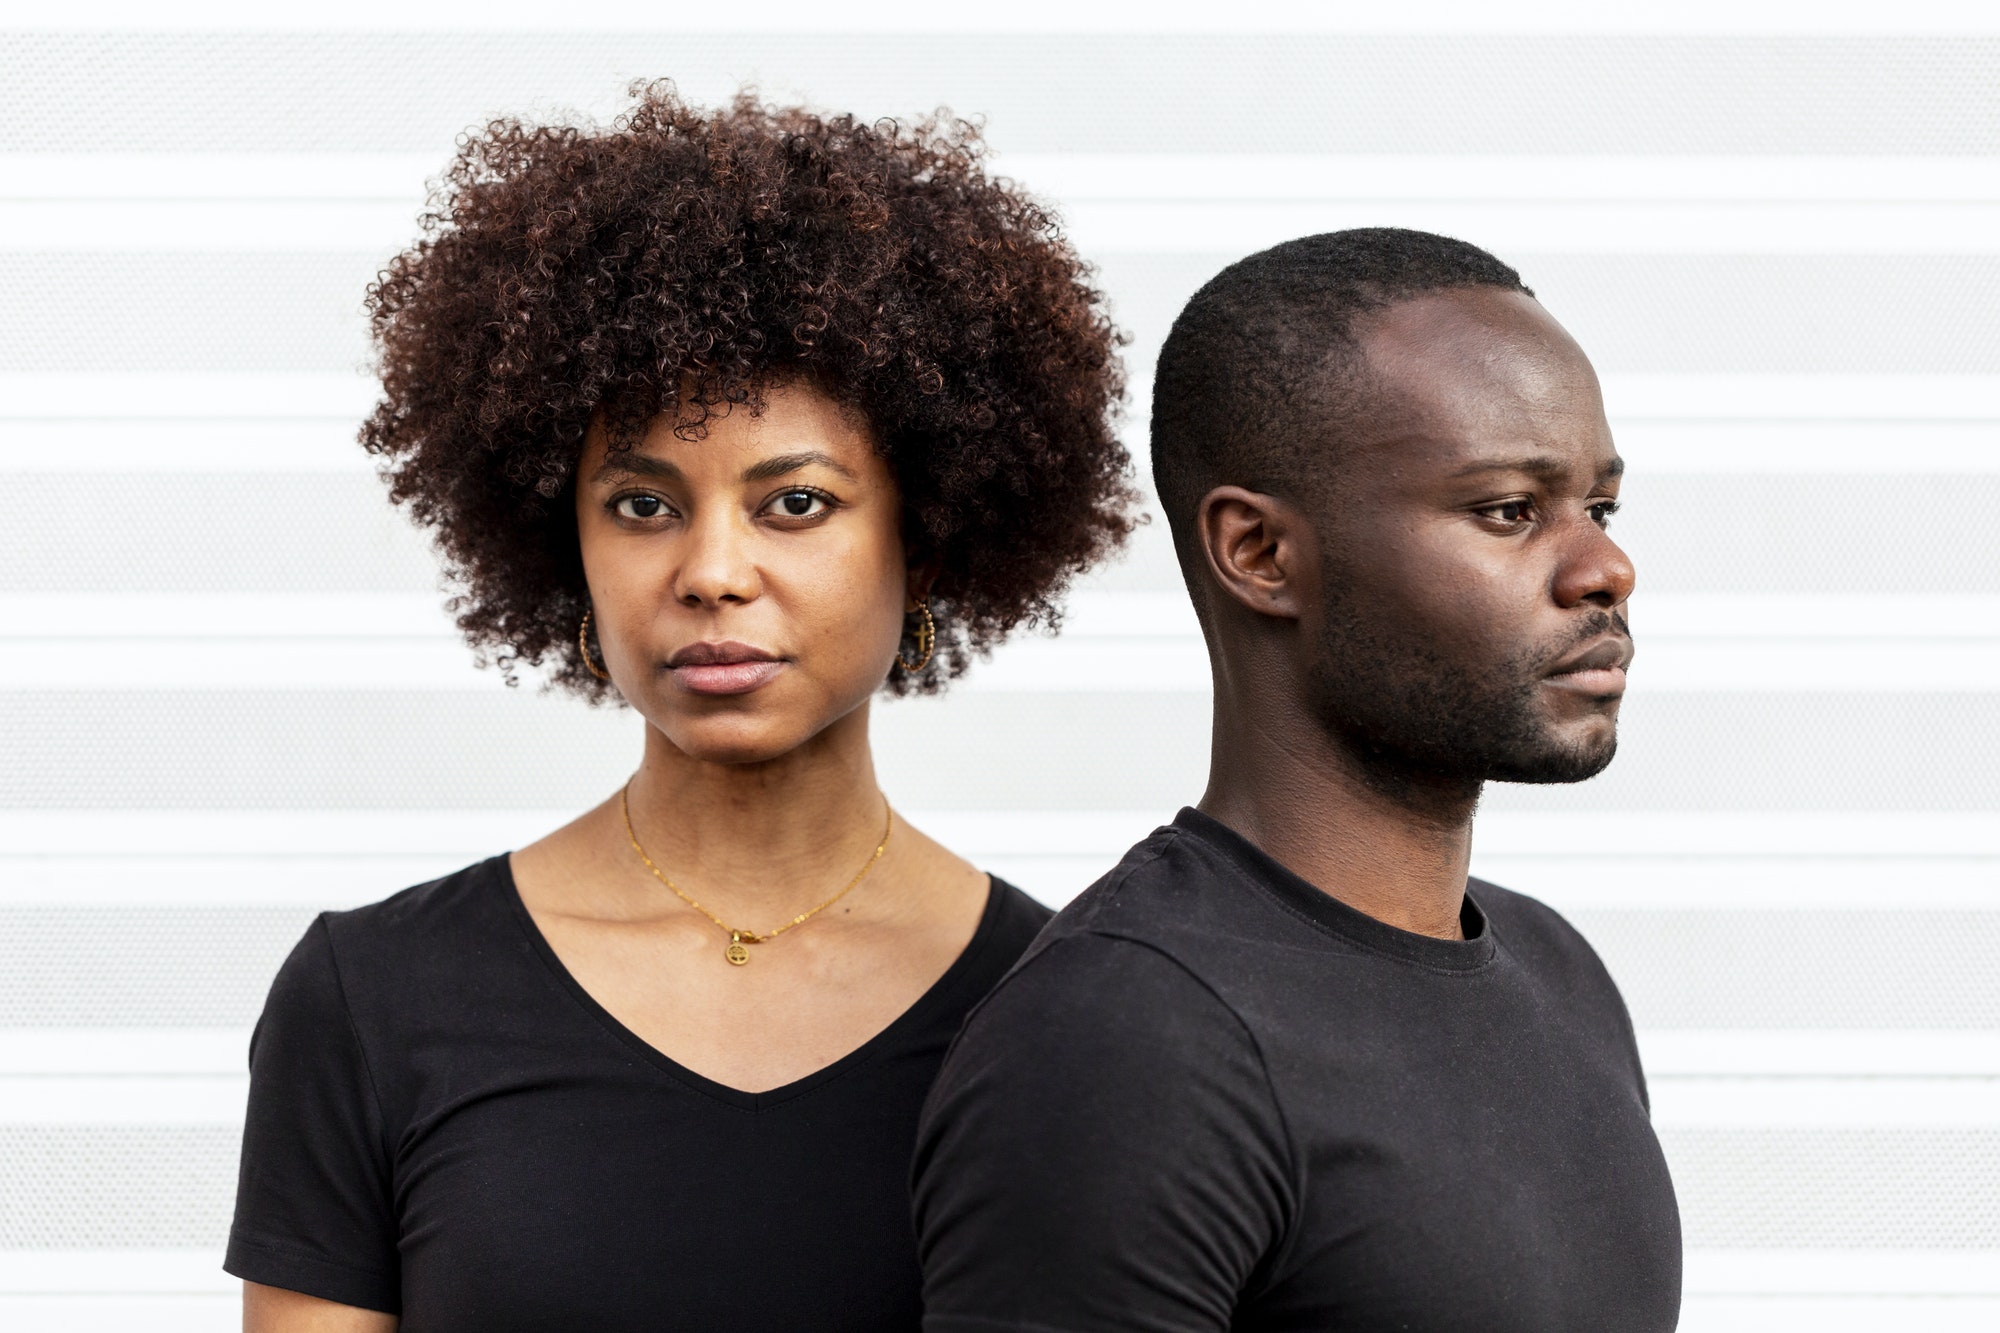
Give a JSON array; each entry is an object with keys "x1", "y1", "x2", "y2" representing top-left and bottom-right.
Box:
[{"x1": 2, "y1": 6, "x2": 1995, "y2": 1329}]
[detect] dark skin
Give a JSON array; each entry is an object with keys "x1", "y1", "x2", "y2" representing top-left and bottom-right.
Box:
[
  {"x1": 246, "y1": 382, "x2": 988, "y2": 1333},
  {"x1": 1195, "y1": 287, "x2": 1635, "y2": 940}
]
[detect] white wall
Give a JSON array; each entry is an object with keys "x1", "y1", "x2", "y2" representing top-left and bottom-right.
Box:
[{"x1": 2, "y1": 4, "x2": 1996, "y2": 1329}]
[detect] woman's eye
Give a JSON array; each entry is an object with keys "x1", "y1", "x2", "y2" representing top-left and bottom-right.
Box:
[
  {"x1": 766, "y1": 490, "x2": 829, "y2": 519},
  {"x1": 614, "y1": 495, "x2": 667, "y2": 520}
]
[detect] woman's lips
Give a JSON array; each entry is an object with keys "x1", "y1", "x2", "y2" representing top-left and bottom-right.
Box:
[{"x1": 670, "y1": 659, "x2": 785, "y2": 696}]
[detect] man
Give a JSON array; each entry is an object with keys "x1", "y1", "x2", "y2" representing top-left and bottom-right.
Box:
[{"x1": 913, "y1": 229, "x2": 1682, "y2": 1331}]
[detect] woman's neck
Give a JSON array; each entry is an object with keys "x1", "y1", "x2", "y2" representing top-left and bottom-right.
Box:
[{"x1": 620, "y1": 703, "x2": 891, "y2": 922}]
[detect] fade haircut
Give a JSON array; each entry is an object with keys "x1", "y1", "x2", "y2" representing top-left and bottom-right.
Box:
[{"x1": 1150, "y1": 228, "x2": 1530, "y2": 580}]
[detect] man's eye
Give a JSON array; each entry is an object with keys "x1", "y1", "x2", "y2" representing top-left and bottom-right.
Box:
[
  {"x1": 1485, "y1": 500, "x2": 1533, "y2": 523},
  {"x1": 766, "y1": 490, "x2": 829, "y2": 519},
  {"x1": 614, "y1": 495, "x2": 667, "y2": 519},
  {"x1": 1590, "y1": 500, "x2": 1621, "y2": 527}
]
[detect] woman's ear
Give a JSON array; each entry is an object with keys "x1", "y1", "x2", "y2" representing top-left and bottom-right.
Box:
[
  {"x1": 1195, "y1": 485, "x2": 1319, "y2": 621},
  {"x1": 905, "y1": 550, "x2": 943, "y2": 610}
]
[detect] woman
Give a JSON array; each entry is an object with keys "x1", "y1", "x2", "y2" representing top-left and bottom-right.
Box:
[{"x1": 226, "y1": 85, "x2": 1133, "y2": 1332}]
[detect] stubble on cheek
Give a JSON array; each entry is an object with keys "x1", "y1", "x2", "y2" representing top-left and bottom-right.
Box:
[{"x1": 1306, "y1": 600, "x2": 1622, "y2": 791}]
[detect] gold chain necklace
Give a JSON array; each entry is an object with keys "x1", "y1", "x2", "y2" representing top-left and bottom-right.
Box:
[{"x1": 619, "y1": 782, "x2": 893, "y2": 966}]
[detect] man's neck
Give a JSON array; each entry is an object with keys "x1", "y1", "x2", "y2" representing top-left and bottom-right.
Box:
[{"x1": 1197, "y1": 701, "x2": 1478, "y2": 941}]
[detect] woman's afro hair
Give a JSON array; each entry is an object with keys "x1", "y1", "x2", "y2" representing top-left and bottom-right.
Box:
[{"x1": 362, "y1": 82, "x2": 1136, "y2": 700}]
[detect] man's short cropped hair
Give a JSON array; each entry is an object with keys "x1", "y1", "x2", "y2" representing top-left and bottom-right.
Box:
[{"x1": 1150, "y1": 227, "x2": 1530, "y2": 570}]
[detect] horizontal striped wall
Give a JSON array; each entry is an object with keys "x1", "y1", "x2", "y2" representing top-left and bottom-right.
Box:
[{"x1": 1, "y1": 10, "x2": 1995, "y2": 1331}]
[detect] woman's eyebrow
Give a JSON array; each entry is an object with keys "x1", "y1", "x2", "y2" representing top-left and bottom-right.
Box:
[
  {"x1": 743, "y1": 451, "x2": 860, "y2": 483},
  {"x1": 592, "y1": 452, "x2": 684, "y2": 483}
]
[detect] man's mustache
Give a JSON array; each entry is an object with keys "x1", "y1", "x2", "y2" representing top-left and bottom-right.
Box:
[{"x1": 1544, "y1": 608, "x2": 1632, "y2": 664}]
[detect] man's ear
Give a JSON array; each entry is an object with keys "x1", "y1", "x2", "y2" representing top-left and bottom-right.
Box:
[{"x1": 1195, "y1": 486, "x2": 1317, "y2": 620}]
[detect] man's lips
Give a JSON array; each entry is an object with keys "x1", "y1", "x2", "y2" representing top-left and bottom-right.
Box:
[
  {"x1": 666, "y1": 642, "x2": 786, "y2": 696},
  {"x1": 1544, "y1": 636, "x2": 1634, "y2": 696}
]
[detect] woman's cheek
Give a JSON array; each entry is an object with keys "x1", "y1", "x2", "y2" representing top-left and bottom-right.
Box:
[{"x1": 801, "y1": 529, "x2": 905, "y2": 648}]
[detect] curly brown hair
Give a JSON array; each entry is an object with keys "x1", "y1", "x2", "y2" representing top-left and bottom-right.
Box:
[{"x1": 362, "y1": 83, "x2": 1135, "y2": 700}]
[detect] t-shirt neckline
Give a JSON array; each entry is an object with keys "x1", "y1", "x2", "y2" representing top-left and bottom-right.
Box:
[
  {"x1": 497, "y1": 854, "x2": 1012, "y2": 1110},
  {"x1": 1171, "y1": 807, "x2": 1498, "y2": 972}
]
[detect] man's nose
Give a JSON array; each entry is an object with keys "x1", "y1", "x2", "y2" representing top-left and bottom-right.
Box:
[{"x1": 1554, "y1": 521, "x2": 1636, "y2": 610}]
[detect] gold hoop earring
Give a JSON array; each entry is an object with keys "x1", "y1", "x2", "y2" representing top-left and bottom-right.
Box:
[
  {"x1": 897, "y1": 600, "x2": 936, "y2": 674},
  {"x1": 579, "y1": 608, "x2": 611, "y2": 681}
]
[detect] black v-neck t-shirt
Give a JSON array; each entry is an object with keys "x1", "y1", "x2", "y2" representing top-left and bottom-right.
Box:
[
  {"x1": 226, "y1": 855, "x2": 1050, "y2": 1331},
  {"x1": 915, "y1": 809, "x2": 1682, "y2": 1332}
]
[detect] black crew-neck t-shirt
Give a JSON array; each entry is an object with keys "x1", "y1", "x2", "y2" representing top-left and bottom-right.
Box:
[
  {"x1": 225, "y1": 855, "x2": 1050, "y2": 1332},
  {"x1": 915, "y1": 808, "x2": 1682, "y2": 1332}
]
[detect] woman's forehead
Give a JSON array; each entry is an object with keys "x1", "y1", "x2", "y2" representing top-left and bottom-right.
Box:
[{"x1": 588, "y1": 384, "x2": 886, "y2": 482}]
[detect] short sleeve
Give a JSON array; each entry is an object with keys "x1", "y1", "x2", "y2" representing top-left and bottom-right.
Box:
[
  {"x1": 913, "y1": 933, "x2": 1293, "y2": 1333},
  {"x1": 224, "y1": 915, "x2": 400, "y2": 1313}
]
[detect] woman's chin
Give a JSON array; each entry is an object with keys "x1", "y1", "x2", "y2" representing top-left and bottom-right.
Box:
[{"x1": 646, "y1": 710, "x2": 834, "y2": 768}]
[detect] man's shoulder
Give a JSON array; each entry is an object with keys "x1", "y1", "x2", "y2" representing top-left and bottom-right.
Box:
[
  {"x1": 1035, "y1": 819, "x2": 1259, "y2": 952},
  {"x1": 931, "y1": 836, "x2": 1273, "y2": 1106},
  {"x1": 1474, "y1": 877, "x2": 1590, "y2": 949},
  {"x1": 959, "y1": 825, "x2": 1255, "y2": 1038},
  {"x1": 1473, "y1": 876, "x2": 1629, "y2": 999},
  {"x1": 1036, "y1": 824, "x2": 1176, "y2": 934}
]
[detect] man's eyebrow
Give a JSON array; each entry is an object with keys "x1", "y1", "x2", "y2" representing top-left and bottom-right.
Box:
[
  {"x1": 592, "y1": 452, "x2": 684, "y2": 483},
  {"x1": 1452, "y1": 454, "x2": 1626, "y2": 482},
  {"x1": 742, "y1": 450, "x2": 859, "y2": 483}
]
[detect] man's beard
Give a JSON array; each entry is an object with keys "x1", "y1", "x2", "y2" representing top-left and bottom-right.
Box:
[{"x1": 1305, "y1": 601, "x2": 1624, "y2": 806}]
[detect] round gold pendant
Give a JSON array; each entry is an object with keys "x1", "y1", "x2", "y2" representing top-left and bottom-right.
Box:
[{"x1": 725, "y1": 941, "x2": 751, "y2": 966}]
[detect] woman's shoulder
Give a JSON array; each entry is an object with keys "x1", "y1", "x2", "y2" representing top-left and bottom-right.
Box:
[
  {"x1": 987, "y1": 875, "x2": 1056, "y2": 937},
  {"x1": 321, "y1": 853, "x2": 519, "y2": 952},
  {"x1": 268, "y1": 855, "x2": 526, "y2": 1021},
  {"x1": 966, "y1": 875, "x2": 1056, "y2": 978}
]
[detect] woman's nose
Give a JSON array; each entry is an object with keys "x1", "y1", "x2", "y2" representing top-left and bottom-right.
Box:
[{"x1": 674, "y1": 511, "x2": 762, "y2": 607}]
